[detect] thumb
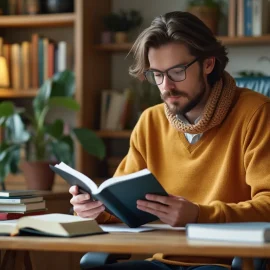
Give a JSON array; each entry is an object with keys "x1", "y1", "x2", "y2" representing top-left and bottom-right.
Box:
[{"x1": 69, "y1": 185, "x2": 79, "y2": 196}]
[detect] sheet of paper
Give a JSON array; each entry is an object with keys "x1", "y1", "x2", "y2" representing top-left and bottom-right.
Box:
[{"x1": 100, "y1": 223, "x2": 185, "y2": 233}]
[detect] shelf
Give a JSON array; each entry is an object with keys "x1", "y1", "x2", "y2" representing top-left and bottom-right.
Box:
[
  {"x1": 0, "y1": 13, "x2": 75, "y2": 28},
  {"x1": 95, "y1": 130, "x2": 132, "y2": 138},
  {"x1": 94, "y1": 43, "x2": 133, "y2": 52},
  {"x1": 94, "y1": 35, "x2": 270, "y2": 52},
  {"x1": 0, "y1": 89, "x2": 38, "y2": 98},
  {"x1": 218, "y1": 35, "x2": 270, "y2": 46}
]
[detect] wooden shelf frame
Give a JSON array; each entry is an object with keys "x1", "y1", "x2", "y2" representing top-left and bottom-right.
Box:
[
  {"x1": 94, "y1": 35, "x2": 270, "y2": 52},
  {"x1": 0, "y1": 89, "x2": 38, "y2": 98},
  {"x1": 0, "y1": 13, "x2": 75, "y2": 28}
]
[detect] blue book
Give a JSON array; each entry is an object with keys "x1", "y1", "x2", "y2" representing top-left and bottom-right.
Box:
[
  {"x1": 38, "y1": 37, "x2": 44, "y2": 86},
  {"x1": 186, "y1": 222, "x2": 270, "y2": 243},
  {"x1": 244, "y1": 0, "x2": 253, "y2": 36},
  {"x1": 50, "y1": 162, "x2": 168, "y2": 228}
]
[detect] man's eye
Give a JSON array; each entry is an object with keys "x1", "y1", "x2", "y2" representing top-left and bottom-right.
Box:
[{"x1": 154, "y1": 73, "x2": 162, "y2": 77}]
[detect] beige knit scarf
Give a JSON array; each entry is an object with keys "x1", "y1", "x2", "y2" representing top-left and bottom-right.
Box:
[{"x1": 164, "y1": 71, "x2": 236, "y2": 134}]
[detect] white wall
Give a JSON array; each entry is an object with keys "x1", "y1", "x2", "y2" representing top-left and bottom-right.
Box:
[{"x1": 111, "y1": 0, "x2": 270, "y2": 89}]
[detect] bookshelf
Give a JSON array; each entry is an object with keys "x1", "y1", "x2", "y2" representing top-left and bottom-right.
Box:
[
  {"x1": 0, "y1": 13, "x2": 75, "y2": 27},
  {"x1": 94, "y1": 35, "x2": 270, "y2": 52},
  {"x1": 0, "y1": 0, "x2": 112, "y2": 185},
  {"x1": 0, "y1": 89, "x2": 38, "y2": 98}
]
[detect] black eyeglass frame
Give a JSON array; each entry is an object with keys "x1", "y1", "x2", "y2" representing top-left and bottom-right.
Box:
[{"x1": 143, "y1": 57, "x2": 199, "y2": 85}]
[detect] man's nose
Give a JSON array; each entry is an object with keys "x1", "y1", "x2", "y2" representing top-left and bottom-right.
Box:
[{"x1": 162, "y1": 74, "x2": 175, "y2": 91}]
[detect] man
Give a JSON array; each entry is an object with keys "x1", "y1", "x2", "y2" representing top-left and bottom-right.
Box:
[{"x1": 69, "y1": 11, "x2": 270, "y2": 270}]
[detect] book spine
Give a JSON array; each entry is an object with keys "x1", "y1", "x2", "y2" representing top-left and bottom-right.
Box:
[
  {"x1": 228, "y1": 0, "x2": 237, "y2": 37},
  {"x1": 244, "y1": 0, "x2": 252, "y2": 36},
  {"x1": 237, "y1": 0, "x2": 245, "y2": 36},
  {"x1": 31, "y1": 33, "x2": 39, "y2": 89},
  {"x1": 38, "y1": 37, "x2": 44, "y2": 86}
]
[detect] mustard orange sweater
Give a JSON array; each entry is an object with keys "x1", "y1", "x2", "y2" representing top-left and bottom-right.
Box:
[{"x1": 97, "y1": 87, "x2": 270, "y2": 266}]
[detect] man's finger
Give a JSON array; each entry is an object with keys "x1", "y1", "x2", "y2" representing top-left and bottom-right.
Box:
[
  {"x1": 137, "y1": 200, "x2": 168, "y2": 214},
  {"x1": 137, "y1": 204, "x2": 168, "y2": 218},
  {"x1": 69, "y1": 185, "x2": 79, "y2": 196},
  {"x1": 145, "y1": 194, "x2": 177, "y2": 206},
  {"x1": 73, "y1": 201, "x2": 104, "y2": 214},
  {"x1": 70, "y1": 193, "x2": 91, "y2": 204}
]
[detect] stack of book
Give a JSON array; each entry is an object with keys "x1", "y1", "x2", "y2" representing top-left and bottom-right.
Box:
[{"x1": 0, "y1": 190, "x2": 46, "y2": 220}]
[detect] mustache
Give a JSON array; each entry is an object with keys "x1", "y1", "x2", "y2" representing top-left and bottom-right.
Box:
[{"x1": 160, "y1": 89, "x2": 189, "y2": 100}]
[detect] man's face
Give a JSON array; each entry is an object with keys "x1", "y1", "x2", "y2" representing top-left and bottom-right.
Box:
[{"x1": 148, "y1": 43, "x2": 210, "y2": 115}]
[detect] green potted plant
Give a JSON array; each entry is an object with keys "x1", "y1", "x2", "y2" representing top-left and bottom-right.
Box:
[
  {"x1": 187, "y1": 0, "x2": 223, "y2": 34},
  {"x1": 0, "y1": 70, "x2": 105, "y2": 190},
  {"x1": 103, "y1": 9, "x2": 143, "y2": 44}
]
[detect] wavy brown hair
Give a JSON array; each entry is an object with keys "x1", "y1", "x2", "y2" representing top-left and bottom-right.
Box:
[{"x1": 129, "y1": 11, "x2": 228, "y2": 86}]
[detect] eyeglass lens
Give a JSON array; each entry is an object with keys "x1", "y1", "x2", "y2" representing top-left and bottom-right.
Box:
[{"x1": 145, "y1": 66, "x2": 186, "y2": 85}]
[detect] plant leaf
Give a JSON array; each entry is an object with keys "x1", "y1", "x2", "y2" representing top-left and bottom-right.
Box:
[
  {"x1": 0, "y1": 143, "x2": 20, "y2": 181},
  {"x1": 48, "y1": 97, "x2": 80, "y2": 111},
  {"x1": 33, "y1": 79, "x2": 52, "y2": 117},
  {"x1": 46, "y1": 120, "x2": 64, "y2": 139},
  {"x1": 72, "y1": 128, "x2": 106, "y2": 160},
  {"x1": 0, "y1": 102, "x2": 15, "y2": 125},
  {"x1": 50, "y1": 138, "x2": 73, "y2": 165},
  {"x1": 0, "y1": 102, "x2": 15, "y2": 117},
  {"x1": 50, "y1": 70, "x2": 75, "y2": 97},
  {"x1": 5, "y1": 114, "x2": 30, "y2": 143}
]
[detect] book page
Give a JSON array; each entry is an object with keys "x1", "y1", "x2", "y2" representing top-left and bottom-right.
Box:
[
  {"x1": 96, "y1": 169, "x2": 151, "y2": 194},
  {"x1": 100, "y1": 223, "x2": 185, "y2": 233},
  {"x1": 56, "y1": 162, "x2": 98, "y2": 193},
  {"x1": 20, "y1": 213, "x2": 94, "y2": 223}
]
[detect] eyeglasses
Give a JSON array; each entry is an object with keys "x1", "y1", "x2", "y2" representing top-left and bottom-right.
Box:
[{"x1": 144, "y1": 58, "x2": 199, "y2": 85}]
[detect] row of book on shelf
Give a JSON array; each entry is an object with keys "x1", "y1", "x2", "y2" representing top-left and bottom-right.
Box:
[
  {"x1": 0, "y1": 0, "x2": 40, "y2": 15},
  {"x1": 0, "y1": 190, "x2": 46, "y2": 220},
  {"x1": 100, "y1": 88, "x2": 133, "y2": 130},
  {"x1": 0, "y1": 34, "x2": 71, "y2": 90},
  {"x1": 228, "y1": 0, "x2": 269, "y2": 37}
]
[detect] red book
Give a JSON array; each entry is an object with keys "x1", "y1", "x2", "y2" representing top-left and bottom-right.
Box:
[{"x1": 0, "y1": 210, "x2": 47, "y2": 220}]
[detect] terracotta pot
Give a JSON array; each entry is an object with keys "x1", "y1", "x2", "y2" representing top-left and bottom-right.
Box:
[
  {"x1": 21, "y1": 161, "x2": 56, "y2": 190},
  {"x1": 188, "y1": 6, "x2": 219, "y2": 35},
  {"x1": 114, "y1": 31, "x2": 128, "y2": 44}
]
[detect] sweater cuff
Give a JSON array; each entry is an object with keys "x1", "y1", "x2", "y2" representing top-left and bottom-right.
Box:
[
  {"x1": 96, "y1": 211, "x2": 121, "y2": 224},
  {"x1": 197, "y1": 204, "x2": 222, "y2": 223}
]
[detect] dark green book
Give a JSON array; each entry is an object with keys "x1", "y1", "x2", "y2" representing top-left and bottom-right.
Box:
[{"x1": 50, "y1": 162, "x2": 168, "y2": 228}]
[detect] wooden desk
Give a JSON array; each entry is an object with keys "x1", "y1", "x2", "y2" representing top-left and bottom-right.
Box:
[{"x1": 0, "y1": 230, "x2": 269, "y2": 270}]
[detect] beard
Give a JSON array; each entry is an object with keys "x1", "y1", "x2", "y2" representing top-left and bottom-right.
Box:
[{"x1": 160, "y1": 74, "x2": 206, "y2": 115}]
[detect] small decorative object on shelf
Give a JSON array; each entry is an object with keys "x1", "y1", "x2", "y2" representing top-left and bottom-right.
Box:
[
  {"x1": 187, "y1": 0, "x2": 223, "y2": 35},
  {"x1": 25, "y1": 0, "x2": 40, "y2": 15},
  {"x1": 42, "y1": 0, "x2": 74, "y2": 14},
  {"x1": 102, "y1": 9, "x2": 143, "y2": 44}
]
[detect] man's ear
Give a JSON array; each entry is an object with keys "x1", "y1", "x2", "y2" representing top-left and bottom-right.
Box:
[{"x1": 203, "y1": 57, "x2": 215, "y2": 75}]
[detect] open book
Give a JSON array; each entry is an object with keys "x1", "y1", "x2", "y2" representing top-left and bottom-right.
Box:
[
  {"x1": 50, "y1": 162, "x2": 168, "y2": 228},
  {"x1": 0, "y1": 213, "x2": 105, "y2": 237}
]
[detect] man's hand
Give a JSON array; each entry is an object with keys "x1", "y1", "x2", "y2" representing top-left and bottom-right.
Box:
[
  {"x1": 137, "y1": 194, "x2": 199, "y2": 227},
  {"x1": 69, "y1": 185, "x2": 105, "y2": 219}
]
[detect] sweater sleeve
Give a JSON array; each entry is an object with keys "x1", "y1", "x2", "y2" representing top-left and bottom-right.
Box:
[
  {"x1": 97, "y1": 117, "x2": 148, "y2": 224},
  {"x1": 197, "y1": 102, "x2": 270, "y2": 223}
]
